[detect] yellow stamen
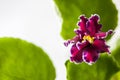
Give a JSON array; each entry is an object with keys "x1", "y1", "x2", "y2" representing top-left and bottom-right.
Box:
[{"x1": 82, "y1": 35, "x2": 94, "y2": 43}]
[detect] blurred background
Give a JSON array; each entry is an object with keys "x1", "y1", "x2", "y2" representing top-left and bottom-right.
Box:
[
  {"x1": 0, "y1": 0, "x2": 67, "y2": 80},
  {"x1": 0, "y1": 0, "x2": 120, "y2": 80}
]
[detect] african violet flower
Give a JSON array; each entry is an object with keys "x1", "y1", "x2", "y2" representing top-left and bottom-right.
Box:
[{"x1": 64, "y1": 14, "x2": 113, "y2": 65}]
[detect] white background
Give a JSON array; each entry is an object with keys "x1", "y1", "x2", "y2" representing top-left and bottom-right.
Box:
[{"x1": 0, "y1": 0, "x2": 120, "y2": 80}]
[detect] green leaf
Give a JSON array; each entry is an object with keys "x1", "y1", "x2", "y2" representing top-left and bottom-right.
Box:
[
  {"x1": 54, "y1": 0, "x2": 118, "y2": 40},
  {"x1": 66, "y1": 54, "x2": 119, "y2": 80},
  {"x1": 111, "y1": 71, "x2": 120, "y2": 80},
  {"x1": 112, "y1": 39, "x2": 120, "y2": 68},
  {"x1": 0, "y1": 38, "x2": 56, "y2": 80}
]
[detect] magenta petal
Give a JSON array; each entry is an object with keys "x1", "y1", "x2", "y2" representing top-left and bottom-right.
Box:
[
  {"x1": 95, "y1": 32, "x2": 107, "y2": 39},
  {"x1": 71, "y1": 44, "x2": 79, "y2": 56},
  {"x1": 83, "y1": 48, "x2": 99, "y2": 64},
  {"x1": 96, "y1": 24, "x2": 102, "y2": 32},
  {"x1": 70, "y1": 52, "x2": 83, "y2": 63},
  {"x1": 90, "y1": 14, "x2": 99, "y2": 22},
  {"x1": 95, "y1": 30, "x2": 113, "y2": 39},
  {"x1": 70, "y1": 41, "x2": 89, "y2": 63},
  {"x1": 74, "y1": 29, "x2": 81, "y2": 35},
  {"x1": 76, "y1": 41, "x2": 89, "y2": 50},
  {"x1": 70, "y1": 44, "x2": 83, "y2": 63},
  {"x1": 87, "y1": 15, "x2": 102, "y2": 36},
  {"x1": 72, "y1": 35, "x2": 81, "y2": 43},
  {"x1": 64, "y1": 40, "x2": 70, "y2": 47},
  {"x1": 74, "y1": 29, "x2": 84, "y2": 40},
  {"x1": 78, "y1": 15, "x2": 88, "y2": 32},
  {"x1": 93, "y1": 39, "x2": 110, "y2": 53}
]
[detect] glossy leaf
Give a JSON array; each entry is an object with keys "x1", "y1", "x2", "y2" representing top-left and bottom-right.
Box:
[
  {"x1": 66, "y1": 54, "x2": 119, "y2": 80},
  {"x1": 0, "y1": 38, "x2": 56, "y2": 80},
  {"x1": 54, "y1": 0, "x2": 118, "y2": 40}
]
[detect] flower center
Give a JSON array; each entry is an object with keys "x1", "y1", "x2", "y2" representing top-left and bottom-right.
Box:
[{"x1": 82, "y1": 35, "x2": 94, "y2": 43}]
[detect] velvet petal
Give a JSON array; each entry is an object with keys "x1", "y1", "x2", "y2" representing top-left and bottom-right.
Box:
[
  {"x1": 93, "y1": 39, "x2": 110, "y2": 53},
  {"x1": 83, "y1": 47, "x2": 99, "y2": 64},
  {"x1": 70, "y1": 44, "x2": 83, "y2": 63},
  {"x1": 78, "y1": 15, "x2": 88, "y2": 32}
]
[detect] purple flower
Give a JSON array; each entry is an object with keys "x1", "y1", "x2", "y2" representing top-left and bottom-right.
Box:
[{"x1": 64, "y1": 14, "x2": 113, "y2": 65}]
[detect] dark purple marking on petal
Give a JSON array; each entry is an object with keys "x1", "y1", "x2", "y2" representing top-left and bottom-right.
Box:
[
  {"x1": 70, "y1": 44, "x2": 83, "y2": 63},
  {"x1": 97, "y1": 24, "x2": 102, "y2": 32},
  {"x1": 83, "y1": 47, "x2": 99, "y2": 64},
  {"x1": 76, "y1": 41, "x2": 90, "y2": 50},
  {"x1": 74, "y1": 29, "x2": 81, "y2": 35},
  {"x1": 64, "y1": 40, "x2": 71, "y2": 47},
  {"x1": 70, "y1": 52, "x2": 83, "y2": 63},
  {"x1": 90, "y1": 14, "x2": 99, "y2": 22},
  {"x1": 108, "y1": 29, "x2": 113, "y2": 35},
  {"x1": 78, "y1": 15, "x2": 88, "y2": 32},
  {"x1": 74, "y1": 29, "x2": 84, "y2": 40},
  {"x1": 71, "y1": 44, "x2": 79, "y2": 56},
  {"x1": 93, "y1": 39, "x2": 110, "y2": 53},
  {"x1": 86, "y1": 15, "x2": 102, "y2": 36}
]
